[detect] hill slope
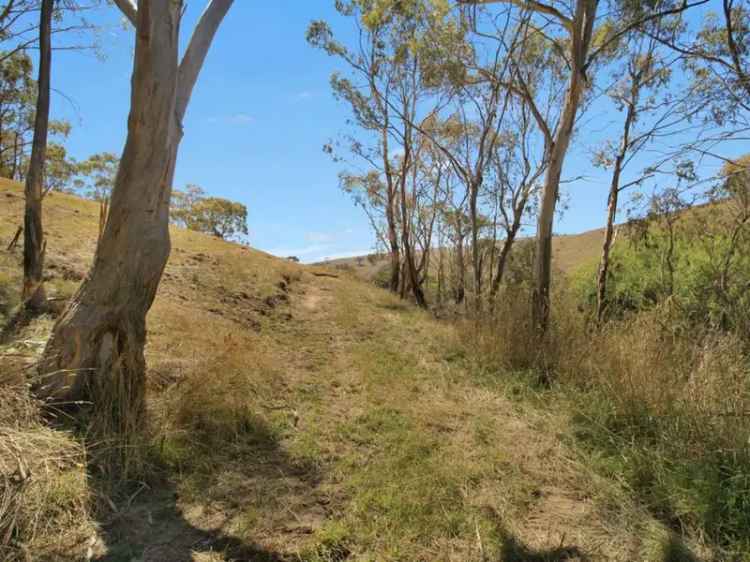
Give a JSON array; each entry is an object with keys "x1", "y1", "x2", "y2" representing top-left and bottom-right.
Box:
[
  {"x1": 0, "y1": 179, "x2": 706, "y2": 561},
  {"x1": 319, "y1": 228, "x2": 605, "y2": 285}
]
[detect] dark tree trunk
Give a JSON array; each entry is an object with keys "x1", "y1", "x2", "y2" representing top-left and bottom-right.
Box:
[
  {"x1": 469, "y1": 180, "x2": 482, "y2": 311},
  {"x1": 597, "y1": 87, "x2": 636, "y2": 323},
  {"x1": 454, "y1": 234, "x2": 466, "y2": 305},
  {"x1": 386, "y1": 198, "x2": 401, "y2": 293},
  {"x1": 489, "y1": 226, "x2": 519, "y2": 299},
  {"x1": 22, "y1": 0, "x2": 53, "y2": 311},
  {"x1": 596, "y1": 160, "x2": 622, "y2": 322}
]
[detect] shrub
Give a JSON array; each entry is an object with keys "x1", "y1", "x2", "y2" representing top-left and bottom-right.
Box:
[{"x1": 464, "y1": 277, "x2": 750, "y2": 557}]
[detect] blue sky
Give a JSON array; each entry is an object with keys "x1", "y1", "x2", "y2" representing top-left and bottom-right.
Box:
[{"x1": 48, "y1": 1, "x2": 743, "y2": 262}]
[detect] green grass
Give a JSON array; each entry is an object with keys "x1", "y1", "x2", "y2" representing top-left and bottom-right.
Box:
[{"x1": 0, "y1": 176, "x2": 721, "y2": 561}]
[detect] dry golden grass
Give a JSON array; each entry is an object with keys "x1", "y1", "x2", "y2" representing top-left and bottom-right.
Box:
[
  {"x1": 0, "y1": 178, "x2": 715, "y2": 561},
  {"x1": 0, "y1": 381, "x2": 97, "y2": 562}
]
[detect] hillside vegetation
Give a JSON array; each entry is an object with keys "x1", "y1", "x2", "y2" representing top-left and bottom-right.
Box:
[
  {"x1": 320, "y1": 228, "x2": 605, "y2": 286},
  {"x1": 0, "y1": 179, "x2": 716, "y2": 561}
]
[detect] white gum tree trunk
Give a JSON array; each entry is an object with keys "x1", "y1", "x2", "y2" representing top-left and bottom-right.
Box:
[{"x1": 37, "y1": 0, "x2": 234, "y2": 418}]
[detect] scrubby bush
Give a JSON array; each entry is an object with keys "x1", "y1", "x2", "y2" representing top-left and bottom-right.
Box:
[{"x1": 464, "y1": 273, "x2": 750, "y2": 558}]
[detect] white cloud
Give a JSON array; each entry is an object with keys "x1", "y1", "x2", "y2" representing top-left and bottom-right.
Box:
[
  {"x1": 292, "y1": 91, "x2": 315, "y2": 103},
  {"x1": 305, "y1": 231, "x2": 336, "y2": 244},
  {"x1": 265, "y1": 228, "x2": 371, "y2": 263},
  {"x1": 229, "y1": 113, "x2": 254, "y2": 125},
  {"x1": 205, "y1": 113, "x2": 254, "y2": 126},
  {"x1": 316, "y1": 249, "x2": 373, "y2": 262},
  {"x1": 265, "y1": 244, "x2": 333, "y2": 260}
]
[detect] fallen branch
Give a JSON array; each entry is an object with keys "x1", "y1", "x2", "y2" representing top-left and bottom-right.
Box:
[
  {"x1": 6, "y1": 226, "x2": 22, "y2": 251},
  {"x1": 311, "y1": 272, "x2": 340, "y2": 279}
]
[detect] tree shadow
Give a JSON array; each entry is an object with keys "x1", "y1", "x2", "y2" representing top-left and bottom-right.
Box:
[
  {"x1": 659, "y1": 533, "x2": 701, "y2": 562},
  {"x1": 497, "y1": 528, "x2": 589, "y2": 562},
  {"x1": 93, "y1": 487, "x2": 290, "y2": 562},
  {"x1": 88, "y1": 412, "x2": 321, "y2": 562}
]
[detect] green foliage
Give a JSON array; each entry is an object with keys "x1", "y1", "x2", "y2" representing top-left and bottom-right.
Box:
[
  {"x1": 575, "y1": 175, "x2": 750, "y2": 335},
  {"x1": 171, "y1": 184, "x2": 249, "y2": 241},
  {"x1": 184, "y1": 197, "x2": 248, "y2": 241},
  {"x1": 74, "y1": 152, "x2": 119, "y2": 201},
  {"x1": 0, "y1": 50, "x2": 34, "y2": 179},
  {"x1": 0, "y1": 49, "x2": 73, "y2": 184},
  {"x1": 688, "y1": 3, "x2": 750, "y2": 126}
]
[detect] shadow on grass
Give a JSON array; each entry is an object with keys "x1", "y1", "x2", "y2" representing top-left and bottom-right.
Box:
[
  {"x1": 90, "y1": 413, "x2": 317, "y2": 562},
  {"x1": 498, "y1": 527, "x2": 588, "y2": 562},
  {"x1": 659, "y1": 533, "x2": 702, "y2": 562}
]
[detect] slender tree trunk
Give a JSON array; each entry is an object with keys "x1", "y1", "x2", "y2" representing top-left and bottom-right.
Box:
[
  {"x1": 597, "y1": 91, "x2": 636, "y2": 322},
  {"x1": 533, "y1": 147, "x2": 564, "y2": 332},
  {"x1": 469, "y1": 180, "x2": 482, "y2": 311},
  {"x1": 532, "y1": 0, "x2": 596, "y2": 334},
  {"x1": 10, "y1": 132, "x2": 20, "y2": 180},
  {"x1": 400, "y1": 186, "x2": 426, "y2": 308},
  {"x1": 490, "y1": 219, "x2": 522, "y2": 300},
  {"x1": 381, "y1": 113, "x2": 401, "y2": 293},
  {"x1": 37, "y1": 1, "x2": 183, "y2": 413},
  {"x1": 454, "y1": 233, "x2": 466, "y2": 305},
  {"x1": 437, "y1": 237, "x2": 445, "y2": 306},
  {"x1": 386, "y1": 194, "x2": 401, "y2": 293},
  {"x1": 22, "y1": 0, "x2": 53, "y2": 311},
  {"x1": 596, "y1": 179, "x2": 619, "y2": 322}
]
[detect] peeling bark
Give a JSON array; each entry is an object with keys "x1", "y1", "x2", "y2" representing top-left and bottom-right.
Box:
[{"x1": 37, "y1": 0, "x2": 234, "y2": 420}]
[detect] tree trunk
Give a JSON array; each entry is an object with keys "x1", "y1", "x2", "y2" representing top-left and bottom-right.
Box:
[
  {"x1": 36, "y1": 0, "x2": 234, "y2": 426},
  {"x1": 401, "y1": 212, "x2": 426, "y2": 308},
  {"x1": 532, "y1": 0, "x2": 596, "y2": 334},
  {"x1": 37, "y1": 1, "x2": 183, "y2": 417},
  {"x1": 22, "y1": 0, "x2": 53, "y2": 311},
  {"x1": 386, "y1": 195, "x2": 401, "y2": 293},
  {"x1": 469, "y1": 180, "x2": 482, "y2": 311},
  {"x1": 596, "y1": 176, "x2": 620, "y2": 322},
  {"x1": 437, "y1": 239, "x2": 445, "y2": 306},
  {"x1": 489, "y1": 220, "x2": 521, "y2": 300},
  {"x1": 454, "y1": 233, "x2": 466, "y2": 305},
  {"x1": 532, "y1": 144, "x2": 564, "y2": 333},
  {"x1": 597, "y1": 90, "x2": 636, "y2": 323}
]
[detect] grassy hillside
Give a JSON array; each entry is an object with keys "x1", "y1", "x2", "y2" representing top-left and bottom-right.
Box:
[
  {"x1": 320, "y1": 228, "x2": 605, "y2": 286},
  {"x1": 0, "y1": 179, "x2": 710, "y2": 561}
]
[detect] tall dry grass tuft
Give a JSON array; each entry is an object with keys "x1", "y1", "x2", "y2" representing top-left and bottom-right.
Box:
[
  {"x1": 0, "y1": 380, "x2": 97, "y2": 561},
  {"x1": 463, "y1": 285, "x2": 750, "y2": 556},
  {"x1": 152, "y1": 332, "x2": 280, "y2": 469}
]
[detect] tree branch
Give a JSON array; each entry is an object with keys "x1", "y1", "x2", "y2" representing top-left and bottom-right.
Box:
[
  {"x1": 723, "y1": 0, "x2": 750, "y2": 98},
  {"x1": 112, "y1": 0, "x2": 137, "y2": 26},
  {"x1": 585, "y1": 0, "x2": 711, "y2": 69},
  {"x1": 176, "y1": 0, "x2": 235, "y2": 121},
  {"x1": 457, "y1": 0, "x2": 573, "y2": 31}
]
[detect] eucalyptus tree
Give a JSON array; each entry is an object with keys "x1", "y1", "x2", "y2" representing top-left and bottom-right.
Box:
[
  {"x1": 308, "y1": 3, "x2": 408, "y2": 294},
  {"x1": 21, "y1": 0, "x2": 53, "y2": 310},
  {"x1": 38, "y1": 0, "x2": 235, "y2": 433},
  {"x1": 649, "y1": 0, "x2": 749, "y2": 126},
  {"x1": 75, "y1": 151, "x2": 119, "y2": 201},
  {"x1": 309, "y1": 0, "x2": 461, "y2": 307},
  {"x1": 461, "y1": 0, "x2": 708, "y2": 333},
  {"x1": 592, "y1": 22, "x2": 694, "y2": 322},
  {"x1": 487, "y1": 98, "x2": 547, "y2": 300},
  {"x1": 0, "y1": 50, "x2": 35, "y2": 178}
]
